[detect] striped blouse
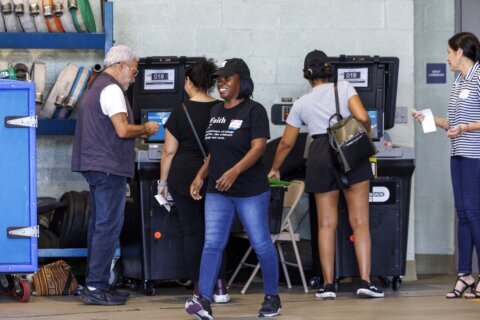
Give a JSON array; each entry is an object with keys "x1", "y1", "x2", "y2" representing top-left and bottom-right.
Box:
[{"x1": 448, "y1": 62, "x2": 480, "y2": 158}]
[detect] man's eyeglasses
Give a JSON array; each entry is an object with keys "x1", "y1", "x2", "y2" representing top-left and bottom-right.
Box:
[
  {"x1": 104, "y1": 62, "x2": 120, "y2": 70},
  {"x1": 128, "y1": 65, "x2": 139, "y2": 77},
  {"x1": 104, "y1": 61, "x2": 138, "y2": 77}
]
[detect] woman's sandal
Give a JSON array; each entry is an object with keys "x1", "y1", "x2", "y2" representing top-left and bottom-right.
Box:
[
  {"x1": 464, "y1": 277, "x2": 480, "y2": 299},
  {"x1": 446, "y1": 274, "x2": 475, "y2": 299}
]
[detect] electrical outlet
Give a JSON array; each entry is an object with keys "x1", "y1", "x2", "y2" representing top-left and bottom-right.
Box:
[{"x1": 395, "y1": 106, "x2": 408, "y2": 124}]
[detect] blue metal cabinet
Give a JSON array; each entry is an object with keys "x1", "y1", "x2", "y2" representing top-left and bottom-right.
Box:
[{"x1": 0, "y1": 80, "x2": 37, "y2": 273}]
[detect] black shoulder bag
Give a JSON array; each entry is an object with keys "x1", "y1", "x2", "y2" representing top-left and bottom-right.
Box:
[{"x1": 327, "y1": 83, "x2": 377, "y2": 173}]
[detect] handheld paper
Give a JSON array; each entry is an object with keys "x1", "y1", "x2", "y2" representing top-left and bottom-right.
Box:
[
  {"x1": 419, "y1": 108, "x2": 436, "y2": 133},
  {"x1": 155, "y1": 194, "x2": 171, "y2": 212}
]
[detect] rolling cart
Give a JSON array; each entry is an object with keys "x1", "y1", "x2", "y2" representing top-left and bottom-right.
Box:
[
  {"x1": 0, "y1": 80, "x2": 38, "y2": 302},
  {"x1": 333, "y1": 145, "x2": 415, "y2": 291},
  {"x1": 120, "y1": 147, "x2": 189, "y2": 296}
]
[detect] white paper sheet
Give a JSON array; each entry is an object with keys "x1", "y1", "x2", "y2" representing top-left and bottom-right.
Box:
[
  {"x1": 416, "y1": 108, "x2": 437, "y2": 133},
  {"x1": 155, "y1": 194, "x2": 171, "y2": 212}
]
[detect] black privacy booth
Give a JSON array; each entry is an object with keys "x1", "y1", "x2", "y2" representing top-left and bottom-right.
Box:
[
  {"x1": 121, "y1": 56, "x2": 202, "y2": 295},
  {"x1": 267, "y1": 55, "x2": 415, "y2": 291}
]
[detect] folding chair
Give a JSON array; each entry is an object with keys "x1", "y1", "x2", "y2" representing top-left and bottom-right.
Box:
[{"x1": 228, "y1": 180, "x2": 308, "y2": 294}]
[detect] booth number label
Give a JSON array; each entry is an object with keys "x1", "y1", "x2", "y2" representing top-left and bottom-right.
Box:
[
  {"x1": 144, "y1": 69, "x2": 175, "y2": 90},
  {"x1": 337, "y1": 68, "x2": 368, "y2": 87}
]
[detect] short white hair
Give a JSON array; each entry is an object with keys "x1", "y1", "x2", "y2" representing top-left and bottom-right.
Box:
[{"x1": 103, "y1": 45, "x2": 139, "y2": 67}]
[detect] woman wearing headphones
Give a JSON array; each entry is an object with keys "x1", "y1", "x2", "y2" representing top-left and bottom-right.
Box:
[{"x1": 268, "y1": 50, "x2": 384, "y2": 300}]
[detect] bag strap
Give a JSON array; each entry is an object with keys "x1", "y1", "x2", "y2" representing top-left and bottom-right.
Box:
[
  {"x1": 328, "y1": 82, "x2": 342, "y2": 125},
  {"x1": 334, "y1": 82, "x2": 340, "y2": 116},
  {"x1": 328, "y1": 83, "x2": 350, "y2": 189},
  {"x1": 182, "y1": 102, "x2": 207, "y2": 160},
  {"x1": 62, "y1": 271, "x2": 73, "y2": 295}
]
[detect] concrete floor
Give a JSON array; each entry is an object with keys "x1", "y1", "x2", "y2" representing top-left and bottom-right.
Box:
[{"x1": 1, "y1": 275, "x2": 479, "y2": 320}]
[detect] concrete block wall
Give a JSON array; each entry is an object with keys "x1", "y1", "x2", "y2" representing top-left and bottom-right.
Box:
[
  {"x1": 114, "y1": 0, "x2": 415, "y2": 139},
  {"x1": 114, "y1": 0, "x2": 417, "y2": 268},
  {"x1": 1, "y1": 0, "x2": 460, "y2": 274}
]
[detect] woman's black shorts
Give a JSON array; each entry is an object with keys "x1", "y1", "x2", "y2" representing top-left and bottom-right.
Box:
[{"x1": 305, "y1": 134, "x2": 373, "y2": 193}]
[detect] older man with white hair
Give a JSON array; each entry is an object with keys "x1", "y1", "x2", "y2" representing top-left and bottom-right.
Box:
[{"x1": 72, "y1": 45, "x2": 159, "y2": 305}]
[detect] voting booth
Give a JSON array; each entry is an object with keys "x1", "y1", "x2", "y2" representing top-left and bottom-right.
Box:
[{"x1": 121, "y1": 57, "x2": 202, "y2": 295}]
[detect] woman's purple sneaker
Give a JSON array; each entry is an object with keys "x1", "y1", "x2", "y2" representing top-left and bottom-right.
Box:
[{"x1": 185, "y1": 294, "x2": 213, "y2": 320}]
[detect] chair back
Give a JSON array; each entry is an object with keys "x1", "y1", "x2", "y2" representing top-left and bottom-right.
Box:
[{"x1": 280, "y1": 180, "x2": 305, "y2": 232}]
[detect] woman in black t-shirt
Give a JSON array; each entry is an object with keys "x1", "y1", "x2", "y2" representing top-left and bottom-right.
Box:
[
  {"x1": 157, "y1": 58, "x2": 230, "y2": 303},
  {"x1": 185, "y1": 59, "x2": 281, "y2": 319}
]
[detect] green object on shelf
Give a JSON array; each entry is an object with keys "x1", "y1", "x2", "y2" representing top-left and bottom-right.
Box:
[
  {"x1": 269, "y1": 179, "x2": 291, "y2": 187},
  {"x1": 79, "y1": 0, "x2": 97, "y2": 33},
  {"x1": 0, "y1": 67, "x2": 16, "y2": 80}
]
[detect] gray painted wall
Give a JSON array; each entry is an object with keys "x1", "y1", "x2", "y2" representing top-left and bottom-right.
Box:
[
  {"x1": 413, "y1": 0, "x2": 455, "y2": 259},
  {"x1": 1, "y1": 0, "x2": 462, "y2": 273}
]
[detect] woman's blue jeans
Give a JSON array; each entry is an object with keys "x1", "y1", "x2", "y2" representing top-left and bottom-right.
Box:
[
  {"x1": 451, "y1": 156, "x2": 480, "y2": 274},
  {"x1": 198, "y1": 191, "x2": 279, "y2": 301}
]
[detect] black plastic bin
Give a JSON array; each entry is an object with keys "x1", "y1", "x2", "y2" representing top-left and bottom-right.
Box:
[{"x1": 231, "y1": 185, "x2": 286, "y2": 233}]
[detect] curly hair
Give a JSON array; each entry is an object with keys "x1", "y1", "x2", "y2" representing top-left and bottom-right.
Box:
[{"x1": 185, "y1": 58, "x2": 217, "y2": 93}]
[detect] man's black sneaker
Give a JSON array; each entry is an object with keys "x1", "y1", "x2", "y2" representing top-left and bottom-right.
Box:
[
  {"x1": 356, "y1": 280, "x2": 384, "y2": 298},
  {"x1": 258, "y1": 294, "x2": 282, "y2": 317},
  {"x1": 79, "y1": 287, "x2": 127, "y2": 305},
  {"x1": 185, "y1": 294, "x2": 213, "y2": 320},
  {"x1": 315, "y1": 283, "x2": 336, "y2": 300},
  {"x1": 109, "y1": 288, "x2": 130, "y2": 298}
]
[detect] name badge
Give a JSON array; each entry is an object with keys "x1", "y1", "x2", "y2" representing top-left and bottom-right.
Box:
[
  {"x1": 228, "y1": 119, "x2": 243, "y2": 131},
  {"x1": 459, "y1": 89, "x2": 470, "y2": 99}
]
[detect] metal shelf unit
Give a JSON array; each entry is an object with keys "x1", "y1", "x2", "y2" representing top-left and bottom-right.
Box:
[
  {"x1": 0, "y1": 1, "x2": 114, "y2": 136},
  {"x1": 0, "y1": 2, "x2": 113, "y2": 52}
]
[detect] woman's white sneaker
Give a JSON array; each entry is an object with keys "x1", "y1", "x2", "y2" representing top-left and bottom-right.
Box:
[
  {"x1": 315, "y1": 283, "x2": 336, "y2": 300},
  {"x1": 213, "y1": 292, "x2": 230, "y2": 303},
  {"x1": 356, "y1": 280, "x2": 384, "y2": 298},
  {"x1": 213, "y1": 279, "x2": 230, "y2": 303}
]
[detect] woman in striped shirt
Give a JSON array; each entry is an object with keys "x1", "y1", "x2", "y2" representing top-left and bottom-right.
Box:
[{"x1": 413, "y1": 32, "x2": 480, "y2": 299}]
